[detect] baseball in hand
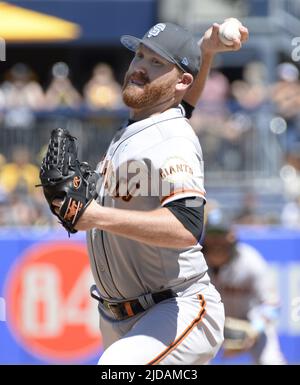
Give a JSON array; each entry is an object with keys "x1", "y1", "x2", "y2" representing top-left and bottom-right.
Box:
[{"x1": 218, "y1": 18, "x2": 242, "y2": 46}]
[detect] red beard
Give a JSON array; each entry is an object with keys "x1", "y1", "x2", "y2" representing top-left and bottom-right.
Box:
[{"x1": 122, "y1": 72, "x2": 176, "y2": 109}]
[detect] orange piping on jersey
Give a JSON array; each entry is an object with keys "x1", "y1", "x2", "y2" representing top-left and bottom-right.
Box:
[
  {"x1": 160, "y1": 189, "x2": 206, "y2": 206},
  {"x1": 124, "y1": 302, "x2": 135, "y2": 317},
  {"x1": 147, "y1": 294, "x2": 206, "y2": 365}
]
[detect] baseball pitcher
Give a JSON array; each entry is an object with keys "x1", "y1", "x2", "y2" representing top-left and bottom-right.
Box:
[{"x1": 40, "y1": 21, "x2": 248, "y2": 364}]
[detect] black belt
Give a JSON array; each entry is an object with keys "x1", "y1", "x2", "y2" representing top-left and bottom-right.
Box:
[{"x1": 90, "y1": 285, "x2": 177, "y2": 320}]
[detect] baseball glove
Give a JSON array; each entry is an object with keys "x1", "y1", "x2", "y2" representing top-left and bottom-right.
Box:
[
  {"x1": 223, "y1": 317, "x2": 259, "y2": 355},
  {"x1": 38, "y1": 127, "x2": 99, "y2": 234}
]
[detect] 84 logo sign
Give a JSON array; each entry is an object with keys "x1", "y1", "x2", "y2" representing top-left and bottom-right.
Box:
[{"x1": 5, "y1": 242, "x2": 101, "y2": 363}]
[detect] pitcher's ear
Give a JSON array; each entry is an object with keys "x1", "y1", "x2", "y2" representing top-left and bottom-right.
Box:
[{"x1": 176, "y1": 72, "x2": 194, "y2": 91}]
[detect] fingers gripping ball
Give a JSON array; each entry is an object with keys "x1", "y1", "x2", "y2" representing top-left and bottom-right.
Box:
[
  {"x1": 38, "y1": 128, "x2": 100, "y2": 234},
  {"x1": 218, "y1": 18, "x2": 242, "y2": 46}
]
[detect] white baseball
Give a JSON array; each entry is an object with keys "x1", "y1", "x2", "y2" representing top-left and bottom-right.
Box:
[{"x1": 218, "y1": 18, "x2": 242, "y2": 46}]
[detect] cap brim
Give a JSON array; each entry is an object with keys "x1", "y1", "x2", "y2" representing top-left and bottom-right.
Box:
[
  {"x1": 120, "y1": 34, "x2": 178, "y2": 67},
  {"x1": 120, "y1": 35, "x2": 141, "y2": 52}
]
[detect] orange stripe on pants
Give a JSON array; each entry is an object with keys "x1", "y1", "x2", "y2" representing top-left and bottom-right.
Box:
[{"x1": 147, "y1": 294, "x2": 206, "y2": 365}]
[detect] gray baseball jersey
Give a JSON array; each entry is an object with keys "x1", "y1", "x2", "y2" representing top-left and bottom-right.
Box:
[{"x1": 87, "y1": 106, "x2": 208, "y2": 300}]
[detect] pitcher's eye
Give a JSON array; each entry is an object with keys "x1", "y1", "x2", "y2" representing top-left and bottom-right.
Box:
[{"x1": 152, "y1": 58, "x2": 163, "y2": 66}]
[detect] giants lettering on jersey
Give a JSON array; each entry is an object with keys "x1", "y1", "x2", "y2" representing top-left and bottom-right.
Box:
[{"x1": 159, "y1": 157, "x2": 194, "y2": 183}]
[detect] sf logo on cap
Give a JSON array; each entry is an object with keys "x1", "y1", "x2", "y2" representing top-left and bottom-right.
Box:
[{"x1": 147, "y1": 23, "x2": 166, "y2": 38}]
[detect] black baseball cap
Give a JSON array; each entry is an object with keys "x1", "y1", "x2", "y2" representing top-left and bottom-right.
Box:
[{"x1": 120, "y1": 22, "x2": 201, "y2": 78}]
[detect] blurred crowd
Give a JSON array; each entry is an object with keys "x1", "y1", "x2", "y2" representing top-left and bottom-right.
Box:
[
  {"x1": 0, "y1": 61, "x2": 125, "y2": 228},
  {"x1": 0, "y1": 62, "x2": 124, "y2": 114},
  {"x1": 190, "y1": 61, "x2": 300, "y2": 227},
  {"x1": 0, "y1": 60, "x2": 300, "y2": 228}
]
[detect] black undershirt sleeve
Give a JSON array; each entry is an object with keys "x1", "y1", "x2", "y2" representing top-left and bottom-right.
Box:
[
  {"x1": 165, "y1": 197, "x2": 205, "y2": 241},
  {"x1": 181, "y1": 100, "x2": 195, "y2": 120}
]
